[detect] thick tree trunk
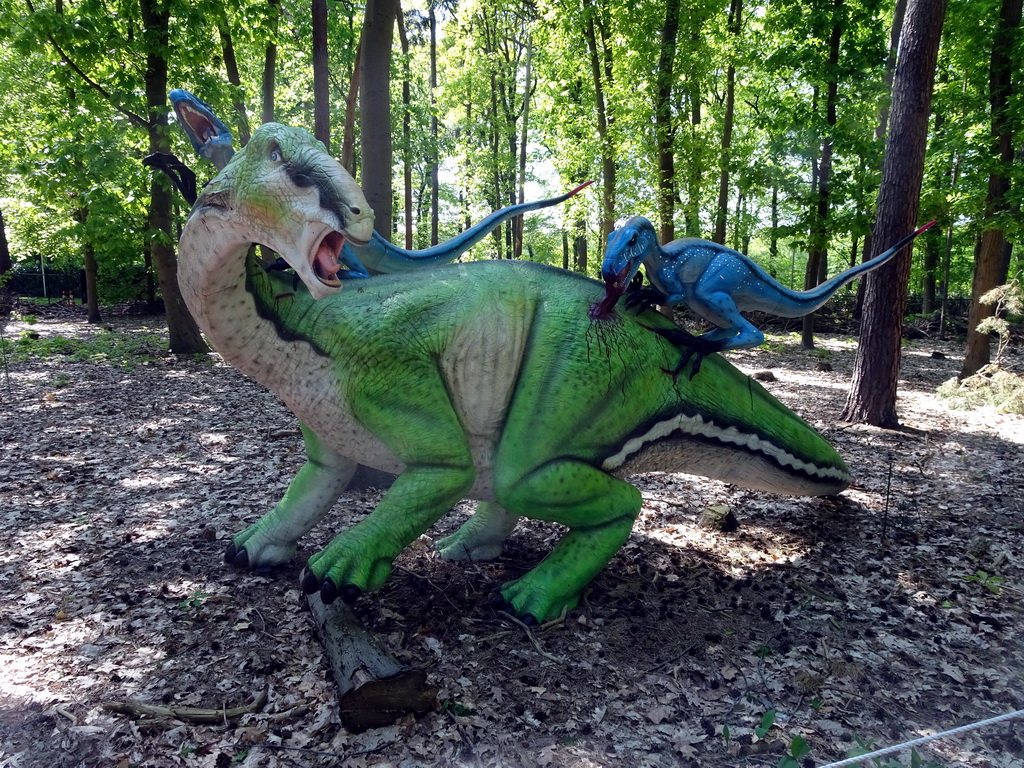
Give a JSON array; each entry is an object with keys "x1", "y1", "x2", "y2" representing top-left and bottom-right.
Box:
[
  {"x1": 312, "y1": 0, "x2": 330, "y2": 151},
  {"x1": 140, "y1": 0, "x2": 207, "y2": 354},
  {"x1": 360, "y1": 0, "x2": 399, "y2": 238},
  {"x1": 840, "y1": 0, "x2": 946, "y2": 427},
  {"x1": 856, "y1": 0, "x2": 908, "y2": 307},
  {"x1": 261, "y1": 0, "x2": 281, "y2": 124},
  {"x1": 960, "y1": 0, "x2": 1021, "y2": 378},
  {"x1": 655, "y1": 0, "x2": 681, "y2": 244},
  {"x1": 574, "y1": 229, "x2": 588, "y2": 274}
]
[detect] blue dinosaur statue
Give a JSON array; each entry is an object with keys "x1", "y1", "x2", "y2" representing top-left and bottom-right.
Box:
[
  {"x1": 594, "y1": 217, "x2": 936, "y2": 374},
  {"x1": 167, "y1": 89, "x2": 591, "y2": 279}
]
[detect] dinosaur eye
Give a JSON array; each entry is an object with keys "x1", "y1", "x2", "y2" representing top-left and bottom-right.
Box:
[{"x1": 268, "y1": 144, "x2": 283, "y2": 163}]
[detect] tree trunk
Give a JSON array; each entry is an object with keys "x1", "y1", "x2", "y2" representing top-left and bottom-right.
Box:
[
  {"x1": 0, "y1": 209, "x2": 10, "y2": 277},
  {"x1": 513, "y1": 36, "x2": 532, "y2": 260},
  {"x1": 486, "y1": 39, "x2": 504, "y2": 259},
  {"x1": 582, "y1": 0, "x2": 615, "y2": 251},
  {"x1": 858, "y1": 0, "x2": 908, "y2": 300},
  {"x1": 261, "y1": 0, "x2": 281, "y2": 124},
  {"x1": 398, "y1": 10, "x2": 413, "y2": 249},
  {"x1": 360, "y1": 0, "x2": 399, "y2": 238},
  {"x1": 312, "y1": 0, "x2": 330, "y2": 151},
  {"x1": 218, "y1": 18, "x2": 251, "y2": 144},
  {"x1": 140, "y1": 0, "x2": 207, "y2": 354},
  {"x1": 428, "y1": 6, "x2": 440, "y2": 246},
  {"x1": 306, "y1": 594, "x2": 436, "y2": 733},
  {"x1": 921, "y1": 224, "x2": 939, "y2": 314},
  {"x1": 574, "y1": 231, "x2": 588, "y2": 274},
  {"x1": 341, "y1": 38, "x2": 362, "y2": 175},
  {"x1": 960, "y1": 0, "x2": 1022, "y2": 378},
  {"x1": 75, "y1": 208, "x2": 103, "y2": 323},
  {"x1": 840, "y1": 0, "x2": 947, "y2": 427},
  {"x1": 684, "y1": 77, "x2": 703, "y2": 238},
  {"x1": 802, "y1": 0, "x2": 843, "y2": 350},
  {"x1": 654, "y1": 0, "x2": 681, "y2": 244},
  {"x1": 713, "y1": 0, "x2": 742, "y2": 245}
]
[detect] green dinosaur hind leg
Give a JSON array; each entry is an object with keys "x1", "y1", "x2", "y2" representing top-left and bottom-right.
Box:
[
  {"x1": 227, "y1": 423, "x2": 355, "y2": 569},
  {"x1": 436, "y1": 502, "x2": 519, "y2": 562},
  {"x1": 496, "y1": 461, "x2": 641, "y2": 623}
]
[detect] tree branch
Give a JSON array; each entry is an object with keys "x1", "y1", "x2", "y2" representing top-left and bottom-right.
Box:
[{"x1": 25, "y1": 0, "x2": 151, "y2": 130}]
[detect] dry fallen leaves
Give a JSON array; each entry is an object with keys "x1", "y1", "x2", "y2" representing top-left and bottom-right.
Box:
[{"x1": 1, "y1": 313, "x2": 1022, "y2": 768}]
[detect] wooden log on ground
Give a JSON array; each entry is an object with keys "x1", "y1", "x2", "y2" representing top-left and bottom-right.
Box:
[{"x1": 305, "y1": 593, "x2": 437, "y2": 733}]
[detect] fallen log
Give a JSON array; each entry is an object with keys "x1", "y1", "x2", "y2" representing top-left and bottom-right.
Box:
[{"x1": 305, "y1": 593, "x2": 437, "y2": 733}]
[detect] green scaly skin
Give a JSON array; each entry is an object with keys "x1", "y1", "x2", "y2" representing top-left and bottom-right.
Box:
[{"x1": 179, "y1": 124, "x2": 852, "y2": 623}]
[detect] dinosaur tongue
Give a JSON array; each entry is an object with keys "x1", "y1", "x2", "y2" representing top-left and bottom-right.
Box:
[
  {"x1": 588, "y1": 275, "x2": 627, "y2": 321},
  {"x1": 313, "y1": 235, "x2": 345, "y2": 283}
]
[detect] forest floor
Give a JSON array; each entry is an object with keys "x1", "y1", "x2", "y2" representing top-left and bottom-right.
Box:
[{"x1": 0, "y1": 305, "x2": 1022, "y2": 768}]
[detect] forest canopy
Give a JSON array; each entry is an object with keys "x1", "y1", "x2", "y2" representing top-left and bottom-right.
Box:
[{"x1": 0, "y1": 0, "x2": 1019, "y2": 322}]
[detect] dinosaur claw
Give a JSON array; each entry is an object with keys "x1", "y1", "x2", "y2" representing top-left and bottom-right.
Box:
[
  {"x1": 624, "y1": 285, "x2": 669, "y2": 312},
  {"x1": 520, "y1": 614, "x2": 539, "y2": 628},
  {"x1": 224, "y1": 543, "x2": 250, "y2": 568},
  {"x1": 341, "y1": 585, "x2": 363, "y2": 605},
  {"x1": 646, "y1": 326, "x2": 728, "y2": 379},
  {"x1": 300, "y1": 568, "x2": 321, "y2": 595},
  {"x1": 320, "y1": 577, "x2": 339, "y2": 604}
]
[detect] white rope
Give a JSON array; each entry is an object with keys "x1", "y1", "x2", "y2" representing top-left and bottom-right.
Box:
[{"x1": 818, "y1": 708, "x2": 1024, "y2": 768}]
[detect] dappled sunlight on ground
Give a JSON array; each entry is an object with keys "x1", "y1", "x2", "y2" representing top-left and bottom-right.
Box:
[{"x1": 1, "y1": 316, "x2": 1022, "y2": 767}]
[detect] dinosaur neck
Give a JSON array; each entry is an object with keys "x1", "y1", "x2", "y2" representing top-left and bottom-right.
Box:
[{"x1": 178, "y1": 214, "x2": 290, "y2": 374}]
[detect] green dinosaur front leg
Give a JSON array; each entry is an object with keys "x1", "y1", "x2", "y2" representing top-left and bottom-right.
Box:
[
  {"x1": 496, "y1": 461, "x2": 641, "y2": 623},
  {"x1": 436, "y1": 501, "x2": 519, "y2": 562},
  {"x1": 302, "y1": 368, "x2": 475, "y2": 604},
  {"x1": 227, "y1": 423, "x2": 356, "y2": 569},
  {"x1": 303, "y1": 463, "x2": 474, "y2": 603}
]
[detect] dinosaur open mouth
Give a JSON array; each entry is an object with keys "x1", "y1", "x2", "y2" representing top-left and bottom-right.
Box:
[
  {"x1": 312, "y1": 230, "x2": 347, "y2": 287},
  {"x1": 176, "y1": 102, "x2": 219, "y2": 144}
]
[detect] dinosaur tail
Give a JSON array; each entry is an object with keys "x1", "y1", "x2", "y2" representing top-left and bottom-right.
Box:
[
  {"x1": 770, "y1": 221, "x2": 936, "y2": 317},
  {"x1": 356, "y1": 181, "x2": 595, "y2": 273}
]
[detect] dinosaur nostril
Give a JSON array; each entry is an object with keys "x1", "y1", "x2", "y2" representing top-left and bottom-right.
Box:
[{"x1": 350, "y1": 206, "x2": 361, "y2": 215}]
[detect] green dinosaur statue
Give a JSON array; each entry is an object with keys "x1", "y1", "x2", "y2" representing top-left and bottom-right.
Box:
[{"x1": 178, "y1": 123, "x2": 852, "y2": 623}]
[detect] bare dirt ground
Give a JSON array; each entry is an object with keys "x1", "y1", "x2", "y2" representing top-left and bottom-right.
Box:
[{"x1": 1, "y1": 307, "x2": 1022, "y2": 768}]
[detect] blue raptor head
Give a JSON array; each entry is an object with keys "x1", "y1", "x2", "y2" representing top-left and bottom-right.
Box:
[{"x1": 169, "y1": 89, "x2": 236, "y2": 171}]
